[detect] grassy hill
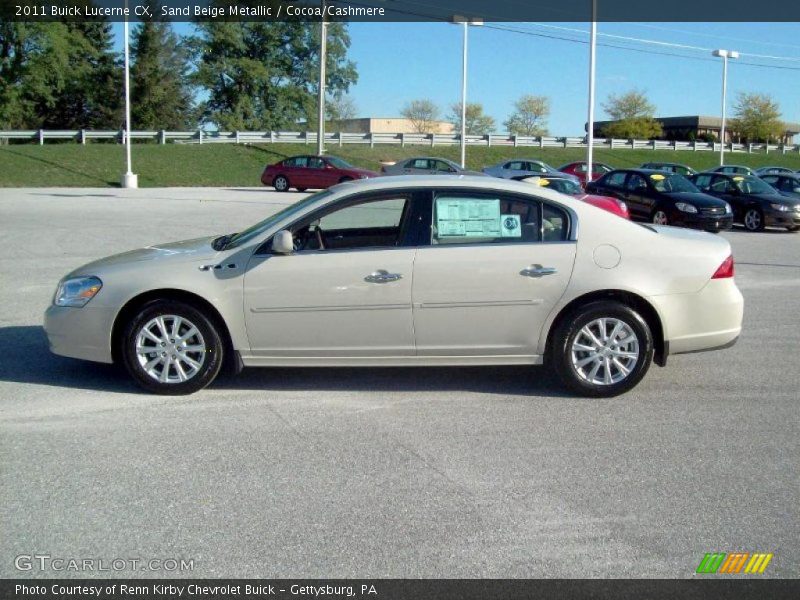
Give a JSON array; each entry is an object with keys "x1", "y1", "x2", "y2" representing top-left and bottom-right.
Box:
[{"x1": 1, "y1": 142, "x2": 799, "y2": 187}]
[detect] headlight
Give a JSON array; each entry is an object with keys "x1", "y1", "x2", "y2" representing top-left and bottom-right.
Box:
[
  {"x1": 675, "y1": 202, "x2": 698, "y2": 213},
  {"x1": 770, "y1": 203, "x2": 791, "y2": 212},
  {"x1": 724, "y1": 202, "x2": 732, "y2": 214},
  {"x1": 54, "y1": 276, "x2": 103, "y2": 307}
]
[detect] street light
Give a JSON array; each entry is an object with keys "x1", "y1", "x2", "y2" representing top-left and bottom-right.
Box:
[
  {"x1": 452, "y1": 15, "x2": 483, "y2": 168},
  {"x1": 585, "y1": 0, "x2": 597, "y2": 184},
  {"x1": 121, "y1": 0, "x2": 137, "y2": 188},
  {"x1": 317, "y1": 5, "x2": 327, "y2": 156},
  {"x1": 712, "y1": 49, "x2": 739, "y2": 166}
]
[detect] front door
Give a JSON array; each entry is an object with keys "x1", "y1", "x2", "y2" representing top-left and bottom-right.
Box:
[
  {"x1": 412, "y1": 191, "x2": 576, "y2": 357},
  {"x1": 243, "y1": 193, "x2": 418, "y2": 357}
]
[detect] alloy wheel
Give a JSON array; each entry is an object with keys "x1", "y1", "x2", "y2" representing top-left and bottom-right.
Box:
[
  {"x1": 653, "y1": 210, "x2": 669, "y2": 225},
  {"x1": 744, "y1": 209, "x2": 762, "y2": 231},
  {"x1": 274, "y1": 176, "x2": 288, "y2": 191},
  {"x1": 135, "y1": 315, "x2": 206, "y2": 384},
  {"x1": 570, "y1": 317, "x2": 640, "y2": 385}
]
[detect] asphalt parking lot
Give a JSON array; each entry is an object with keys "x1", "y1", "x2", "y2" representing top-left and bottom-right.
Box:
[{"x1": 1, "y1": 187, "x2": 798, "y2": 578}]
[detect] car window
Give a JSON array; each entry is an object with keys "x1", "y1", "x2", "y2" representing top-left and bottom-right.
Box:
[
  {"x1": 710, "y1": 176, "x2": 734, "y2": 193},
  {"x1": 574, "y1": 163, "x2": 588, "y2": 173},
  {"x1": 308, "y1": 157, "x2": 325, "y2": 169},
  {"x1": 506, "y1": 161, "x2": 524, "y2": 171},
  {"x1": 285, "y1": 157, "x2": 308, "y2": 168},
  {"x1": 733, "y1": 176, "x2": 775, "y2": 195},
  {"x1": 650, "y1": 173, "x2": 698, "y2": 193},
  {"x1": 407, "y1": 159, "x2": 429, "y2": 169},
  {"x1": 527, "y1": 162, "x2": 548, "y2": 173},
  {"x1": 779, "y1": 178, "x2": 800, "y2": 193},
  {"x1": 538, "y1": 178, "x2": 581, "y2": 195},
  {"x1": 596, "y1": 164, "x2": 612, "y2": 174},
  {"x1": 626, "y1": 174, "x2": 647, "y2": 191},
  {"x1": 693, "y1": 174, "x2": 713, "y2": 190},
  {"x1": 603, "y1": 171, "x2": 628, "y2": 188},
  {"x1": 760, "y1": 175, "x2": 779, "y2": 186},
  {"x1": 432, "y1": 193, "x2": 541, "y2": 245},
  {"x1": 434, "y1": 160, "x2": 455, "y2": 172},
  {"x1": 293, "y1": 196, "x2": 410, "y2": 252},
  {"x1": 542, "y1": 203, "x2": 569, "y2": 242}
]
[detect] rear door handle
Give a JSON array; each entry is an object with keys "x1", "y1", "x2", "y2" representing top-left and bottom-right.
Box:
[
  {"x1": 520, "y1": 265, "x2": 557, "y2": 278},
  {"x1": 365, "y1": 269, "x2": 403, "y2": 283}
]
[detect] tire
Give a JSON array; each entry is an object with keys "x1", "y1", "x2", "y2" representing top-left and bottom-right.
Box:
[
  {"x1": 339, "y1": 176, "x2": 353, "y2": 184},
  {"x1": 651, "y1": 209, "x2": 669, "y2": 226},
  {"x1": 551, "y1": 300, "x2": 654, "y2": 398},
  {"x1": 743, "y1": 207, "x2": 764, "y2": 232},
  {"x1": 121, "y1": 300, "x2": 224, "y2": 395},
  {"x1": 273, "y1": 175, "x2": 290, "y2": 192}
]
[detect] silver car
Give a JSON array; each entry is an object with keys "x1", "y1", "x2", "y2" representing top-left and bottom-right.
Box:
[
  {"x1": 380, "y1": 157, "x2": 483, "y2": 176},
  {"x1": 44, "y1": 176, "x2": 743, "y2": 398},
  {"x1": 483, "y1": 159, "x2": 580, "y2": 184}
]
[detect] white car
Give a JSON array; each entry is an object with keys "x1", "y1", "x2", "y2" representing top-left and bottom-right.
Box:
[{"x1": 44, "y1": 176, "x2": 744, "y2": 397}]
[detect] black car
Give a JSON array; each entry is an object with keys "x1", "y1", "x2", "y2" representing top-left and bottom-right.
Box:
[
  {"x1": 759, "y1": 172, "x2": 800, "y2": 200},
  {"x1": 586, "y1": 169, "x2": 733, "y2": 232},
  {"x1": 690, "y1": 172, "x2": 800, "y2": 232}
]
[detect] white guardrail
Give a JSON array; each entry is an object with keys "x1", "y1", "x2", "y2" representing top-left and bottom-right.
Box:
[{"x1": 1, "y1": 129, "x2": 798, "y2": 154}]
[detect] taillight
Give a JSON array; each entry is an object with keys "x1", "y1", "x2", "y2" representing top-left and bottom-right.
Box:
[{"x1": 712, "y1": 254, "x2": 734, "y2": 279}]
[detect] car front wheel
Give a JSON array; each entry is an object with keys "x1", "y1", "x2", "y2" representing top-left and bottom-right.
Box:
[
  {"x1": 552, "y1": 301, "x2": 653, "y2": 397},
  {"x1": 121, "y1": 300, "x2": 224, "y2": 395},
  {"x1": 743, "y1": 208, "x2": 764, "y2": 232}
]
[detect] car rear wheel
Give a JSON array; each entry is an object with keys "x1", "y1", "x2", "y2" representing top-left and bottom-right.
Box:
[
  {"x1": 121, "y1": 300, "x2": 224, "y2": 395},
  {"x1": 652, "y1": 210, "x2": 669, "y2": 226},
  {"x1": 273, "y1": 175, "x2": 290, "y2": 192},
  {"x1": 552, "y1": 301, "x2": 653, "y2": 397},
  {"x1": 743, "y1": 208, "x2": 764, "y2": 231}
]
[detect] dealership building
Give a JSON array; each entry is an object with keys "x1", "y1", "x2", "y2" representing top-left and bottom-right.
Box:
[
  {"x1": 592, "y1": 115, "x2": 800, "y2": 143},
  {"x1": 330, "y1": 117, "x2": 455, "y2": 134}
]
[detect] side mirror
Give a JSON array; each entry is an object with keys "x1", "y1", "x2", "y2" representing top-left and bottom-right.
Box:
[{"x1": 271, "y1": 230, "x2": 294, "y2": 254}]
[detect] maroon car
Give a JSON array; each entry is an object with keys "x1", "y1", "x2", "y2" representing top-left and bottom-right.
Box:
[
  {"x1": 559, "y1": 161, "x2": 614, "y2": 187},
  {"x1": 261, "y1": 155, "x2": 379, "y2": 192}
]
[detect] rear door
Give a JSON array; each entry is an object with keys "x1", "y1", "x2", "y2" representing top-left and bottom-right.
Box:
[{"x1": 411, "y1": 190, "x2": 576, "y2": 358}]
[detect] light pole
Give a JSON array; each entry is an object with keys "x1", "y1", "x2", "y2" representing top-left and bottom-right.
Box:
[
  {"x1": 585, "y1": 0, "x2": 597, "y2": 184},
  {"x1": 452, "y1": 15, "x2": 483, "y2": 168},
  {"x1": 317, "y1": 9, "x2": 327, "y2": 156},
  {"x1": 121, "y1": 0, "x2": 137, "y2": 188},
  {"x1": 712, "y1": 49, "x2": 739, "y2": 166}
]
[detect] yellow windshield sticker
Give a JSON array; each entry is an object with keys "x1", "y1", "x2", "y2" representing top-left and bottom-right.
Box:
[
  {"x1": 733, "y1": 176, "x2": 744, "y2": 181},
  {"x1": 538, "y1": 178, "x2": 550, "y2": 186},
  {"x1": 650, "y1": 174, "x2": 666, "y2": 181}
]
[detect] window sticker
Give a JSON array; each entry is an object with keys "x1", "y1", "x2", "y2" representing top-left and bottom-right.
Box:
[
  {"x1": 435, "y1": 198, "x2": 502, "y2": 238},
  {"x1": 733, "y1": 176, "x2": 744, "y2": 182},
  {"x1": 650, "y1": 173, "x2": 666, "y2": 181},
  {"x1": 500, "y1": 214, "x2": 522, "y2": 237}
]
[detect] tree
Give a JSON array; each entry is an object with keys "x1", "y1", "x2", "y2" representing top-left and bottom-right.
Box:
[
  {"x1": 131, "y1": 13, "x2": 194, "y2": 130},
  {"x1": 448, "y1": 102, "x2": 495, "y2": 135},
  {"x1": 326, "y1": 94, "x2": 356, "y2": 129},
  {"x1": 400, "y1": 99, "x2": 440, "y2": 133},
  {"x1": 504, "y1": 94, "x2": 550, "y2": 136},
  {"x1": 730, "y1": 92, "x2": 785, "y2": 143},
  {"x1": 190, "y1": 21, "x2": 357, "y2": 131},
  {"x1": 601, "y1": 89, "x2": 663, "y2": 139}
]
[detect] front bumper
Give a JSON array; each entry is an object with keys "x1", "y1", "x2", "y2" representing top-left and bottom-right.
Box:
[
  {"x1": 651, "y1": 278, "x2": 744, "y2": 356},
  {"x1": 44, "y1": 304, "x2": 116, "y2": 364},
  {"x1": 764, "y1": 208, "x2": 800, "y2": 229},
  {"x1": 670, "y1": 210, "x2": 733, "y2": 232}
]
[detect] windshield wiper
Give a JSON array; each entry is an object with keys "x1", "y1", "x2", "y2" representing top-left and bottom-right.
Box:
[{"x1": 212, "y1": 233, "x2": 236, "y2": 251}]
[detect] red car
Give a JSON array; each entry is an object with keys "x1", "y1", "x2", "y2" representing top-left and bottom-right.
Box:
[
  {"x1": 517, "y1": 175, "x2": 630, "y2": 219},
  {"x1": 261, "y1": 155, "x2": 379, "y2": 192},
  {"x1": 559, "y1": 161, "x2": 614, "y2": 186}
]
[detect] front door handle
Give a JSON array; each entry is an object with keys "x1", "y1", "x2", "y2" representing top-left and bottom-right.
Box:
[
  {"x1": 520, "y1": 264, "x2": 557, "y2": 278},
  {"x1": 365, "y1": 269, "x2": 403, "y2": 283}
]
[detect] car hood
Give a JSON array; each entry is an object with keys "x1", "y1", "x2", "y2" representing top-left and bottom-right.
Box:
[
  {"x1": 663, "y1": 191, "x2": 726, "y2": 207},
  {"x1": 749, "y1": 193, "x2": 787, "y2": 204},
  {"x1": 67, "y1": 236, "x2": 218, "y2": 277}
]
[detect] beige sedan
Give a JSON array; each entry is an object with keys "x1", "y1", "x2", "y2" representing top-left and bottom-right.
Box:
[{"x1": 45, "y1": 176, "x2": 744, "y2": 397}]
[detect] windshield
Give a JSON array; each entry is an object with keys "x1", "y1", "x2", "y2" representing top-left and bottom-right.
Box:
[
  {"x1": 325, "y1": 156, "x2": 353, "y2": 169},
  {"x1": 650, "y1": 173, "x2": 698, "y2": 193},
  {"x1": 542, "y1": 178, "x2": 582, "y2": 195},
  {"x1": 224, "y1": 190, "x2": 333, "y2": 249},
  {"x1": 734, "y1": 176, "x2": 776, "y2": 195}
]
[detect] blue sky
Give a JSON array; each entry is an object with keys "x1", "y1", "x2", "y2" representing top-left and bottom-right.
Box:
[{"x1": 112, "y1": 21, "x2": 800, "y2": 138}]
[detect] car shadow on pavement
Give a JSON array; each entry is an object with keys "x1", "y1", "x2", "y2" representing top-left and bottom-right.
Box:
[
  {"x1": 0, "y1": 326, "x2": 134, "y2": 393},
  {"x1": 0, "y1": 325, "x2": 570, "y2": 397}
]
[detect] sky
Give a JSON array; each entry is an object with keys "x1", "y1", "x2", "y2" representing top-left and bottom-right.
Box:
[{"x1": 112, "y1": 21, "x2": 800, "y2": 138}]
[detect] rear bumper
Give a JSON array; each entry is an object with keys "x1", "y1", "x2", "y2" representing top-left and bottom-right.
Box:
[
  {"x1": 44, "y1": 304, "x2": 115, "y2": 364},
  {"x1": 651, "y1": 278, "x2": 744, "y2": 356}
]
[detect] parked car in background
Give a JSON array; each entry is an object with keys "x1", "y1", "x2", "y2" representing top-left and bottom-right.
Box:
[
  {"x1": 44, "y1": 175, "x2": 743, "y2": 398},
  {"x1": 380, "y1": 157, "x2": 484, "y2": 176},
  {"x1": 483, "y1": 159, "x2": 580, "y2": 184},
  {"x1": 640, "y1": 162, "x2": 697, "y2": 176},
  {"x1": 558, "y1": 161, "x2": 613, "y2": 186},
  {"x1": 754, "y1": 166, "x2": 794, "y2": 176},
  {"x1": 517, "y1": 175, "x2": 629, "y2": 219},
  {"x1": 759, "y1": 173, "x2": 800, "y2": 200},
  {"x1": 261, "y1": 155, "x2": 378, "y2": 192},
  {"x1": 705, "y1": 165, "x2": 755, "y2": 176},
  {"x1": 587, "y1": 169, "x2": 733, "y2": 231},
  {"x1": 690, "y1": 172, "x2": 800, "y2": 232}
]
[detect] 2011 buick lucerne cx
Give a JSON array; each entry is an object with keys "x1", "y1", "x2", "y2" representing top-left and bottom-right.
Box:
[{"x1": 44, "y1": 176, "x2": 744, "y2": 397}]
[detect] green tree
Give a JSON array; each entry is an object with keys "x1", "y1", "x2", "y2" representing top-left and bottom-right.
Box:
[
  {"x1": 730, "y1": 92, "x2": 785, "y2": 143},
  {"x1": 131, "y1": 13, "x2": 194, "y2": 130},
  {"x1": 504, "y1": 94, "x2": 550, "y2": 136},
  {"x1": 601, "y1": 89, "x2": 662, "y2": 139},
  {"x1": 190, "y1": 21, "x2": 357, "y2": 131},
  {"x1": 400, "y1": 99, "x2": 440, "y2": 133},
  {"x1": 449, "y1": 102, "x2": 495, "y2": 135},
  {"x1": 326, "y1": 94, "x2": 356, "y2": 129}
]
